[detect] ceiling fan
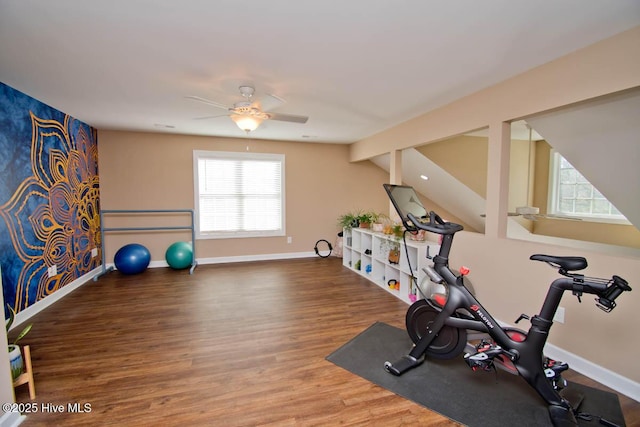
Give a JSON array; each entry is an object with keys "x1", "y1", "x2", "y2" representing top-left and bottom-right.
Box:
[{"x1": 186, "y1": 86, "x2": 308, "y2": 133}]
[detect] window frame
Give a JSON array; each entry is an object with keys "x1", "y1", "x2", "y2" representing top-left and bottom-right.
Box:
[
  {"x1": 193, "y1": 150, "x2": 286, "y2": 239},
  {"x1": 547, "y1": 150, "x2": 629, "y2": 224}
]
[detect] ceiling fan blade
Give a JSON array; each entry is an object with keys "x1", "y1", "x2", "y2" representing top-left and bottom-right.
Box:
[
  {"x1": 193, "y1": 114, "x2": 229, "y2": 121},
  {"x1": 480, "y1": 212, "x2": 520, "y2": 217},
  {"x1": 267, "y1": 112, "x2": 308, "y2": 124},
  {"x1": 257, "y1": 93, "x2": 286, "y2": 112},
  {"x1": 185, "y1": 95, "x2": 230, "y2": 110}
]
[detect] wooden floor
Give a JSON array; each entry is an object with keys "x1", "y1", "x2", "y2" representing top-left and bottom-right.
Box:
[{"x1": 11, "y1": 258, "x2": 639, "y2": 426}]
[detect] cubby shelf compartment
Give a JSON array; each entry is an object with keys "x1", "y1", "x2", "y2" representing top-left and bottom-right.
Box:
[{"x1": 342, "y1": 227, "x2": 440, "y2": 305}]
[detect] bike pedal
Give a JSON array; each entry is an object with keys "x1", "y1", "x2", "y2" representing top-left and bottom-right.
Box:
[{"x1": 384, "y1": 355, "x2": 424, "y2": 376}]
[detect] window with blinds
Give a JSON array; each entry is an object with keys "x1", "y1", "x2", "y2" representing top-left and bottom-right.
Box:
[{"x1": 193, "y1": 151, "x2": 285, "y2": 239}]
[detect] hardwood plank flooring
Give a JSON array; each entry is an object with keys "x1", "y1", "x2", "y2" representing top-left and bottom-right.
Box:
[{"x1": 10, "y1": 258, "x2": 638, "y2": 426}]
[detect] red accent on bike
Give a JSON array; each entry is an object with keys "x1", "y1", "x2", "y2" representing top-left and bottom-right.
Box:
[
  {"x1": 459, "y1": 266, "x2": 470, "y2": 276},
  {"x1": 506, "y1": 330, "x2": 526, "y2": 342},
  {"x1": 470, "y1": 304, "x2": 479, "y2": 312},
  {"x1": 433, "y1": 293, "x2": 447, "y2": 307}
]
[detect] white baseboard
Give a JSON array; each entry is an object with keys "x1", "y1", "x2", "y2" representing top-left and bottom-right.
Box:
[
  {"x1": 9, "y1": 266, "x2": 102, "y2": 331},
  {"x1": 543, "y1": 342, "x2": 640, "y2": 402},
  {"x1": 494, "y1": 318, "x2": 639, "y2": 402},
  {"x1": 101, "y1": 251, "x2": 318, "y2": 272},
  {"x1": 0, "y1": 411, "x2": 25, "y2": 427},
  {"x1": 195, "y1": 251, "x2": 317, "y2": 265}
]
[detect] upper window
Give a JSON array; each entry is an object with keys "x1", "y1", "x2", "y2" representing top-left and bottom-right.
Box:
[
  {"x1": 193, "y1": 151, "x2": 285, "y2": 239},
  {"x1": 548, "y1": 151, "x2": 627, "y2": 223}
]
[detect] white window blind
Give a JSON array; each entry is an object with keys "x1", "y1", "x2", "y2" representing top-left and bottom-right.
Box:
[{"x1": 193, "y1": 151, "x2": 285, "y2": 238}]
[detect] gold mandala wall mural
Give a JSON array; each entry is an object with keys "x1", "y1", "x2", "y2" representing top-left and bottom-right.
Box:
[{"x1": 0, "y1": 82, "x2": 101, "y2": 314}]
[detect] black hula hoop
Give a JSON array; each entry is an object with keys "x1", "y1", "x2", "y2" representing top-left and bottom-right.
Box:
[{"x1": 314, "y1": 239, "x2": 333, "y2": 258}]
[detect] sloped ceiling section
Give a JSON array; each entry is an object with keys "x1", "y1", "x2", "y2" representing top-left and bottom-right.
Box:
[
  {"x1": 371, "y1": 149, "x2": 486, "y2": 232},
  {"x1": 527, "y1": 89, "x2": 640, "y2": 228}
]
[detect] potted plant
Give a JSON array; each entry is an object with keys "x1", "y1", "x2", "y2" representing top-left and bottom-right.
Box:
[
  {"x1": 337, "y1": 211, "x2": 359, "y2": 231},
  {"x1": 6, "y1": 305, "x2": 32, "y2": 380},
  {"x1": 371, "y1": 212, "x2": 389, "y2": 232},
  {"x1": 356, "y1": 211, "x2": 376, "y2": 229},
  {"x1": 382, "y1": 222, "x2": 404, "y2": 238}
]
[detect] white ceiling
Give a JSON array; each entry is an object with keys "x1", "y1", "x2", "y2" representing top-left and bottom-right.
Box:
[{"x1": 1, "y1": 1, "x2": 639, "y2": 143}]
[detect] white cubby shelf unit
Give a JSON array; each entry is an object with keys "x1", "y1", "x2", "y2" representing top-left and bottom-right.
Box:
[{"x1": 342, "y1": 227, "x2": 441, "y2": 304}]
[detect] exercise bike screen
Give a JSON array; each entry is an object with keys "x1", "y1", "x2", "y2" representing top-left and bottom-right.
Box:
[{"x1": 383, "y1": 184, "x2": 428, "y2": 223}]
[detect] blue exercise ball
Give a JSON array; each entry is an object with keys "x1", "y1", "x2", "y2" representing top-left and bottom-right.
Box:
[
  {"x1": 114, "y1": 243, "x2": 151, "y2": 275},
  {"x1": 165, "y1": 241, "x2": 193, "y2": 270}
]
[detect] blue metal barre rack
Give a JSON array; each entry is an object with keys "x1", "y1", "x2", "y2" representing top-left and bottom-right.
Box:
[{"x1": 94, "y1": 209, "x2": 197, "y2": 281}]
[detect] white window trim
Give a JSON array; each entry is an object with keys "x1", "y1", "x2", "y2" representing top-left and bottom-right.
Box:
[
  {"x1": 547, "y1": 150, "x2": 630, "y2": 225},
  {"x1": 193, "y1": 150, "x2": 286, "y2": 239}
]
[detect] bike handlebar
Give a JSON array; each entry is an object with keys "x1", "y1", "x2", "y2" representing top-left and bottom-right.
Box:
[{"x1": 407, "y1": 211, "x2": 464, "y2": 235}]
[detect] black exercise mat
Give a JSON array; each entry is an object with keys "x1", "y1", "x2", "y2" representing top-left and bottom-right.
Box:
[{"x1": 326, "y1": 322, "x2": 625, "y2": 427}]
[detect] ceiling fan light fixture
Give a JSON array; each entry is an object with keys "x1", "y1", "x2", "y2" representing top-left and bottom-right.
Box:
[
  {"x1": 231, "y1": 114, "x2": 263, "y2": 132},
  {"x1": 188, "y1": 85, "x2": 308, "y2": 131}
]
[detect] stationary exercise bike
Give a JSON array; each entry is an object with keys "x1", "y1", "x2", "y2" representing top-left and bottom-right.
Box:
[{"x1": 382, "y1": 184, "x2": 632, "y2": 427}]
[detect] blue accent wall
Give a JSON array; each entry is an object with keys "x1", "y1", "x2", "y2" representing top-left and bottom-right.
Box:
[{"x1": 0, "y1": 82, "x2": 101, "y2": 315}]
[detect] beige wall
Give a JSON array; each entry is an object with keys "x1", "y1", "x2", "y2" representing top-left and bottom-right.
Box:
[
  {"x1": 417, "y1": 134, "x2": 532, "y2": 231},
  {"x1": 98, "y1": 131, "x2": 465, "y2": 263},
  {"x1": 98, "y1": 131, "x2": 393, "y2": 262},
  {"x1": 416, "y1": 135, "x2": 488, "y2": 197},
  {"x1": 347, "y1": 27, "x2": 640, "y2": 383},
  {"x1": 98, "y1": 131, "x2": 462, "y2": 263},
  {"x1": 451, "y1": 231, "x2": 640, "y2": 382}
]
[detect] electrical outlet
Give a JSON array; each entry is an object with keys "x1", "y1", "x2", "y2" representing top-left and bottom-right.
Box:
[
  {"x1": 47, "y1": 264, "x2": 57, "y2": 278},
  {"x1": 287, "y1": 236, "x2": 292, "y2": 244},
  {"x1": 554, "y1": 306, "x2": 565, "y2": 324},
  {"x1": 91, "y1": 248, "x2": 98, "y2": 258}
]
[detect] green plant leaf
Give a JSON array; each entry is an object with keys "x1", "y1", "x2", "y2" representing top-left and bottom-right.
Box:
[
  {"x1": 13, "y1": 324, "x2": 32, "y2": 346},
  {"x1": 5, "y1": 304, "x2": 15, "y2": 332}
]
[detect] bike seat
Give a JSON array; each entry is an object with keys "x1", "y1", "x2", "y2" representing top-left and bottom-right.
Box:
[{"x1": 530, "y1": 254, "x2": 587, "y2": 272}]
